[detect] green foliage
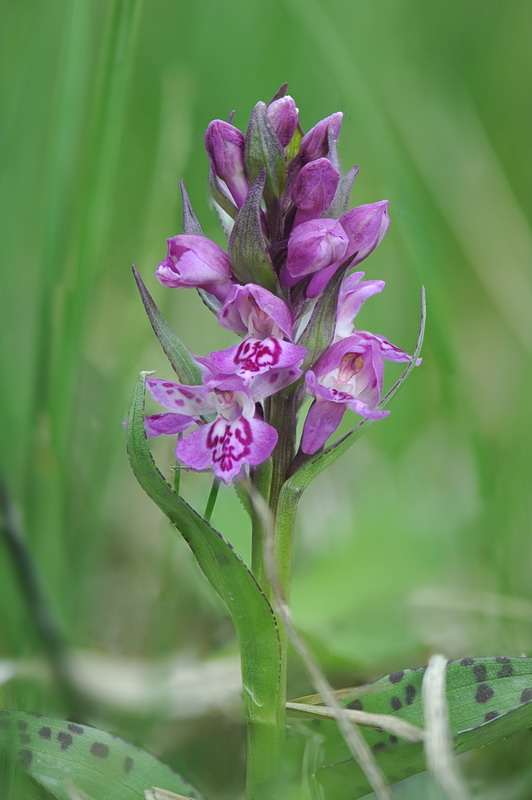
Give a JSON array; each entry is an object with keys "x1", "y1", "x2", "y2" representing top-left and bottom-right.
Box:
[
  {"x1": 0, "y1": 710, "x2": 204, "y2": 800},
  {"x1": 1, "y1": 1, "x2": 532, "y2": 798},
  {"x1": 289, "y1": 657, "x2": 532, "y2": 796}
]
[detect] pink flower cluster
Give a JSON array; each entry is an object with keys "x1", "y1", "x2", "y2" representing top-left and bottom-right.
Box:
[{"x1": 144, "y1": 87, "x2": 416, "y2": 483}]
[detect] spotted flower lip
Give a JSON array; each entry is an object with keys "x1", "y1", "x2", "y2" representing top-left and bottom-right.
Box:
[
  {"x1": 301, "y1": 336, "x2": 390, "y2": 455},
  {"x1": 209, "y1": 336, "x2": 306, "y2": 383},
  {"x1": 145, "y1": 376, "x2": 278, "y2": 484},
  {"x1": 156, "y1": 234, "x2": 233, "y2": 301},
  {"x1": 217, "y1": 283, "x2": 294, "y2": 340}
]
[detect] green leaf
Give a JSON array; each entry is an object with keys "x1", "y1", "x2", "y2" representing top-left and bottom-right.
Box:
[
  {"x1": 326, "y1": 166, "x2": 359, "y2": 219},
  {"x1": 228, "y1": 170, "x2": 277, "y2": 291},
  {"x1": 126, "y1": 372, "x2": 281, "y2": 716},
  {"x1": 207, "y1": 168, "x2": 237, "y2": 221},
  {"x1": 132, "y1": 267, "x2": 202, "y2": 386},
  {"x1": 288, "y1": 656, "x2": 532, "y2": 798},
  {"x1": 180, "y1": 181, "x2": 203, "y2": 236},
  {"x1": 244, "y1": 102, "x2": 286, "y2": 200},
  {"x1": 0, "y1": 709, "x2": 204, "y2": 800}
]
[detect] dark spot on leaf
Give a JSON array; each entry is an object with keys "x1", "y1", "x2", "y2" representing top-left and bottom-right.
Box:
[
  {"x1": 346, "y1": 699, "x2": 363, "y2": 710},
  {"x1": 310, "y1": 719, "x2": 321, "y2": 728},
  {"x1": 389, "y1": 671, "x2": 404, "y2": 684},
  {"x1": 520, "y1": 688, "x2": 532, "y2": 703},
  {"x1": 405, "y1": 685, "x2": 416, "y2": 705},
  {"x1": 496, "y1": 658, "x2": 513, "y2": 678},
  {"x1": 475, "y1": 684, "x2": 494, "y2": 703},
  {"x1": 91, "y1": 742, "x2": 109, "y2": 758},
  {"x1": 460, "y1": 657, "x2": 475, "y2": 666},
  {"x1": 18, "y1": 749, "x2": 32, "y2": 768},
  {"x1": 124, "y1": 756, "x2": 134, "y2": 773},
  {"x1": 389, "y1": 735, "x2": 398, "y2": 744},
  {"x1": 0, "y1": 718, "x2": 10, "y2": 729},
  {"x1": 38, "y1": 726, "x2": 52, "y2": 739},
  {"x1": 485, "y1": 711, "x2": 499, "y2": 721},
  {"x1": 391, "y1": 696, "x2": 402, "y2": 711},
  {"x1": 405, "y1": 766, "x2": 416, "y2": 776},
  {"x1": 473, "y1": 664, "x2": 488, "y2": 682},
  {"x1": 57, "y1": 732, "x2": 73, "y2": 750},
  {"x1": 19, "y1": 733, "x2": 31, "y2": 744},
  {"x1": 68, "y1": 723, "x2": 84, "y2": 735},
  {"x1": 372, "y1": 742, "x2": 387, "y2": 752},
  {"x1": 26, "y1": 712, "x2": 43, "y2": 718},
  {"x1": 17, "y1": 721, "x2": 28, "y2": 731}
]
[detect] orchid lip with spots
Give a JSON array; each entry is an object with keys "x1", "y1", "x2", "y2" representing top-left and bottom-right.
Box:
[
  {"x1": 140, "y1": 84, "x2": 420, "y2": 483},
  {"x1": 128, "y1": 83, "x2": 425, "y2": 800}
]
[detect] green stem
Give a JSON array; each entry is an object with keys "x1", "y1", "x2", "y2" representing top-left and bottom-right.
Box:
[{"x1": 203, "y1": 477, "x2": 220, "y2": 523}]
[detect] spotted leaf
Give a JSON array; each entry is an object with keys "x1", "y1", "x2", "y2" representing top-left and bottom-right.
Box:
[
  {"x1": 288, "y1": 656, "x2": 532, "y2": 798},
  {"x1": 0, "y1": 710, "x2": 204, "y2": 800}
]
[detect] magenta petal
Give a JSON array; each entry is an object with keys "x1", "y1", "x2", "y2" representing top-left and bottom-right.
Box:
[
  {"x1": 176, "y1": 424, "x2": 213, "y2": 471},
  {"x1": 248, "y1": 365, "x2": 303, "y2": 402},
  {"x1": 355, "y1": 331, "x2": 420, "y2": 364},
  {"x1": 218, "y1": 283, "x2": 293, "y2": 339},
  {"x1": 178, "y1": 415, "x2": 277, "y2": 484},
  {"x1": 301, "y1": 399, "x2": 346, "y2": 454},
  {"x1": 335, "y1": 273, "x2": 386, "y2": 338},
  {"x1": 210, "y1": 337, "x2": 306, "y2": 383},
  {"x1": 299, "y1": 113, "x2": 343, "y2": 162},
  {"x1": 156, "y1": 235, "x2": 232, "y2": 290},
  {"x1": 285, "y1": 218, "x2": 348, "y2": 283},
  {"x1": 339, "y1": 201, "x2": 390, "y2": 266},
  {"x1": 145, "y1": 413, "x2": 192, "y2": 437},
  {"x1": 267, "y1": 95, "x2": 298, "y2": 147},
  {"x1": 205, "y1": 120, "x2": 249, "y2": 207},
  {"x1": 291, "y1": 158, "x2": 340, "y2": 219},
  {"x1": 146, "y1": 378, "x2": 213, "y2": 415}
]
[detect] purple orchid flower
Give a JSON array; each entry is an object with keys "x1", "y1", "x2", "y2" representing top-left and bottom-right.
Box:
[
  {"x1": 267, "y1": 95, "x2": 299, "y2": 147},
  {"x1": 301, "y1": 336, "x2": 390, "y2": 455},
  {"x1": 156, "y1": 234, "x2": 233, "y2": 301},
  {"x1": 205, "y1": 120, "x2": 250, "y2": 208},
  {"x1": 218, "y1": 283, "x2": 294, "y2": 339},
  {"x1": 305, "y1": 201, "x2": 390, "y2": 298},
  {"x1": 145, "y1": 376, "x2": 278, "y2": 484},
  {"x1": 291, "y1": 158, "x2": 341, "y2": 226},
  {"x1": 282, "y1": 218, "x2": 349, "y2": 288}
]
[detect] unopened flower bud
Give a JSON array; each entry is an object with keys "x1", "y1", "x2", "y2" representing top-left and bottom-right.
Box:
[
  {"x1": 267, "y1": 95, "x2": 298, "y2": 147},
  {"x1": 205, "y1": 120, "x2": 249, "y2": 208},
  {"x1": 283, "y1": 218, "x2": 348, "y2": 287},
  {"x1": 299, "y1": 112, "x2": 343, "y2": 163},
  {"x1": 291, "y1": 157, "x2": 340, "y2": 221}
]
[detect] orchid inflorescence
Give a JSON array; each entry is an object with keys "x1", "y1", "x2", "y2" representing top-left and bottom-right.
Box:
[{"x1": 141, "y1": 84, "x2": 418, "y2": 485}]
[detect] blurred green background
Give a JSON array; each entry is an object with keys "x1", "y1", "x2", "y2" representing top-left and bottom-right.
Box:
[{"x1": 1, "y1": 0, "x2": 531, "y2": 797}]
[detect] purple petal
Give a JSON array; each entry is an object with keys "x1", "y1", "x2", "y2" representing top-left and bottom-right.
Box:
[
  {"x1": 299, "y1": 113, "x2": 343, "y2": 163},
  {"x1": 146, "y1": 378, "x2": 213, "y2": 415},
  {"x1": 355, "y1": 331, "x2": 421, "y2": 364},
  {"x1": 156, "y1": 235, "x2": 232, "y2": 291},
  {"x1": 335, "y1": 273, "x2": 386, "y2": 339},
  {"x1": 210, "y1": 337, "x2": 306, "y2": 383},
  {"x1": 339, "y1": 200, "x2": 390, "y2": 266},
  {"x1": 301, "y1": 399, "x2": 347, "y2": 454},
  {"x1": 145, "y1": 413, "x2": 193, "y2": 437},
  {"x1": 267, "y1": 95, "x2": 298, "y2": 147},
  {"x1": 217, "y1": 283, "x2": 294, "y2": 339},
  {"x1": 248, "y1": 365, "x2": 303, "y2": 402},
  {"x1": 284, "y1": 218, "x2": 348, "y2": 286},
  {"x1": 205, "y1": 120, "x2": 249, "y2": 207},
  {"x1": 177, "y1": 415, "x2": 278, "y2": 484},
  {"x1": 291, "y1": 158, "x2": 340, "y2": 221}
]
